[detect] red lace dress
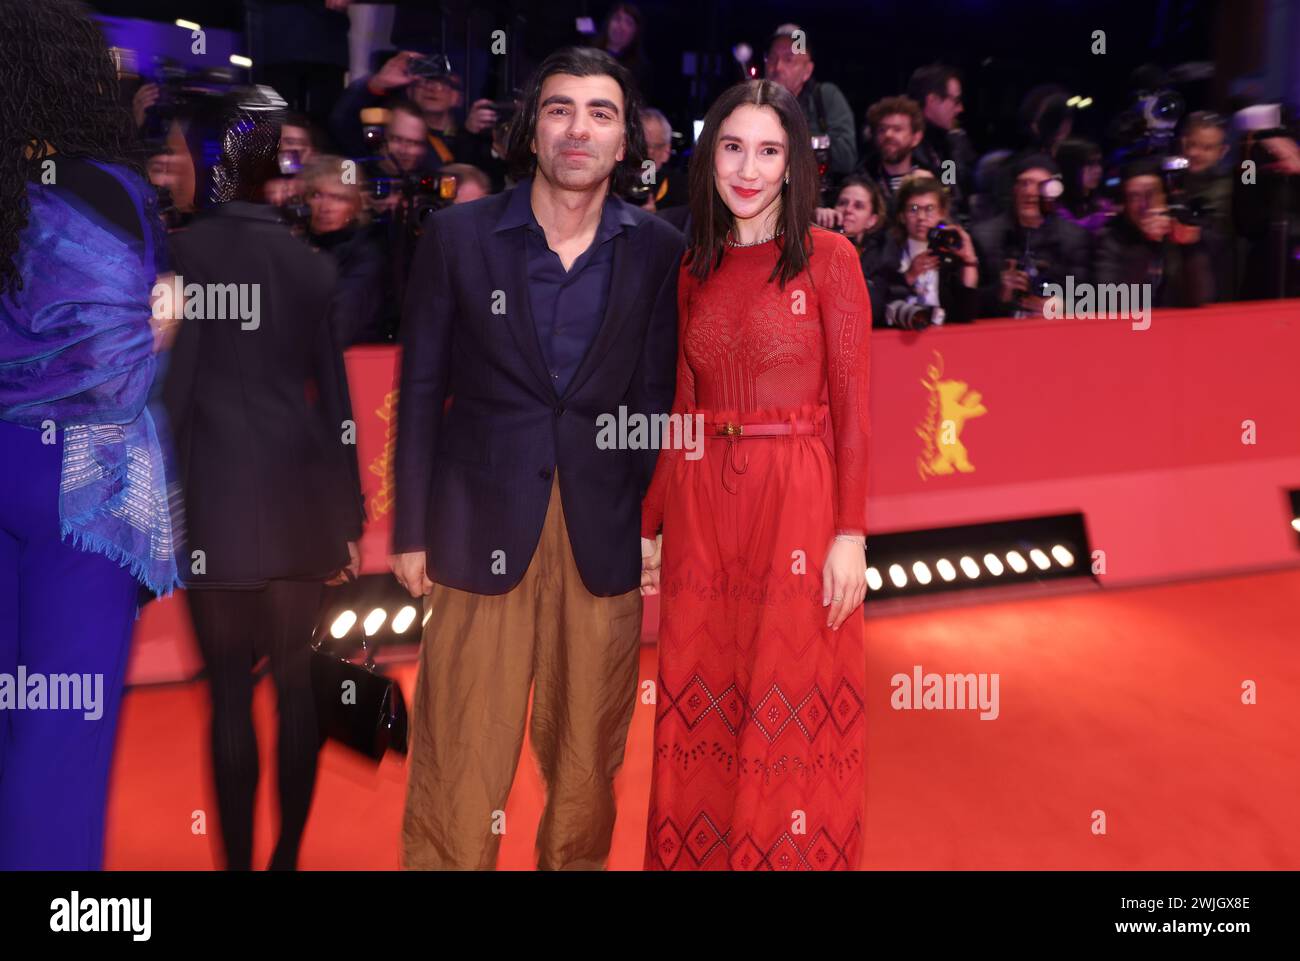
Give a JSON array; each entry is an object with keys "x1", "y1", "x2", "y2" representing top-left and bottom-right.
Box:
[{"x1": 641, "y1": 227, "x2": 871, "y2": 870}]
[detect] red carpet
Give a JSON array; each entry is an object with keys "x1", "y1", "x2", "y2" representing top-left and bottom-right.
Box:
[{"x1": 104, "y1": 569, "x2": 1300, "y2": 870}]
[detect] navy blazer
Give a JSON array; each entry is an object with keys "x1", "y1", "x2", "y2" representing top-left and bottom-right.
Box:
[{"x1": 393, "y1": 186, "x2": 684, "y2": 596}]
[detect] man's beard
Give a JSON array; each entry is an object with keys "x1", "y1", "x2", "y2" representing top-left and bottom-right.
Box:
[{"x1": 879, "y1": 143, "x2": 909, "y2": 165}]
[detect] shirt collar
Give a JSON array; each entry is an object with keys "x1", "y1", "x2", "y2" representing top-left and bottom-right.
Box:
[{"x1": 494, "y1": 176, "x2": 638, "y2": 240}]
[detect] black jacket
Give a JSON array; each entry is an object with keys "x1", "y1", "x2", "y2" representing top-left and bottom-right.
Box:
[
  {"x1": 163, "y1": 202, "x2": 364, "y2": 588},
  {"x1": 1094, "y1": 216, "x2": 1214, "y2": 308},
  {"x1": 393, "y1": 186, "x2": 684, "y2": 596},
  {"x1": 971, "y1": 213, "x2": 1092, "y2": 317}
]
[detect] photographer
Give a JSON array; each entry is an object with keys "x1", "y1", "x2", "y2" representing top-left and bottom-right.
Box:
[
  {"x1": 303, "y1": 155, "x2": 385, "y2": 345},
  {"x1": 870, "y1": 172, "x2": 979, "y2": 328},
  {"x1": 908, "y1": 63, "x2": 978, "y2": 221},
  {"x1": 971, "y1": 154, "x2": 1091, "y2": 318},
  {"x1": 1095, "y1": 157, "x2": 1214, "y2": 307},
  {"x1": 1232, "y1": 104, "x2": 1300, "y2": 300},
  {"x1": 764, "y1": 24, "x2": 857, "y2": 184},
  {"x1": 329, "y1": 50, "x2": 496, "y2": 172}
]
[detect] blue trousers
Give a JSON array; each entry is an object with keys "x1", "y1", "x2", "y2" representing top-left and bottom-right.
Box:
[{"x1": 0, "y1": 419, "x2": 140, "y2": 869}]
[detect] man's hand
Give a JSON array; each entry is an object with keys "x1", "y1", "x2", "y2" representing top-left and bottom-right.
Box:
[
  {"x1": 371, "y1": 51, "x2": 418, "y2": 94},
  {"x1": 464, "y1": 98, "x2": 499, "y2": 135},
  {"x1": 999, "y1": 259, "x2": 1029, "y2": 304},
  {"x1": 1140, "y1": 208, "x2": 1173, "y2": 243},
  {"x1": 640, "y1": 535, "x2": 661, "y2": 596},
  {"x1": 390, "y1": 550, "x2": 433, "y2": 597}
]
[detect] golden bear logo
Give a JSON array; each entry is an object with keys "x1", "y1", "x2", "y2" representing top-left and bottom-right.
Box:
[
  {"x1": 916, "y1": 351, "x2": 987, "y2": 478},
  {"x1": 368, "y1": 389, "x2": 398, "y2": 518}
]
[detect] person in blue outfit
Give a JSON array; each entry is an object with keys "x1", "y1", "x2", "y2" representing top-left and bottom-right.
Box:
[{"x1": 0, "y1": 0, "x2": 182, "y2": 869}]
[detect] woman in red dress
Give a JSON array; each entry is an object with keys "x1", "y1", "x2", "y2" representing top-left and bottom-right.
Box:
[{"x1": 640, "y1": 79, "x2": 871, "y2": 870}]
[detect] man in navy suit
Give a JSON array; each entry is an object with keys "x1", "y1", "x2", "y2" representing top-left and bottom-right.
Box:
[{"x1": 391, "y1": 47, "x2": 684, "y2": 870}]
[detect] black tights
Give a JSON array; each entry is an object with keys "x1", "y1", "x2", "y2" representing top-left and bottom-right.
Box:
[{"x1": 187, "y1": 580, "x2": 323, "y2": 871}]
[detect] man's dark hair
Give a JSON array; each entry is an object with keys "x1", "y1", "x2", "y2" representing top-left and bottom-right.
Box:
[
  {"x1": 907, "y1": 63, "x2": 961, "y2": 108},
  {"x1": 867, "y1": 96, "x2": 925, "y2": 135},
  {"x1": 0, "y1": 0, "x2": 141, "y2": 295},
  {"x1": 1182, "y1": 110, "x2": 1227, "y2": 138},
  {"x1": 505, "y1": 46, "x2": 646, "y2": 194}
]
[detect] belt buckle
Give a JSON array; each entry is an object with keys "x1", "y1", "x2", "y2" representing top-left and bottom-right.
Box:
[{"x1": 718, "y1": 422, "x2": 743, "y2": 436}]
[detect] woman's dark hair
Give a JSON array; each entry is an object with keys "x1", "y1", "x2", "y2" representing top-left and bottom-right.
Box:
[
  {"x1": 0, "y1": 0, "x2": 141, "y2": 295},
  {"x1": 505, "y1": 46, "x2": 646, "y2": 195},
  {"x1": 1056, "y1": 138, "x2": 1103, "y2": 215},
  {"x1": 596, "y1": 2, "x2": 646, "y2": 64},
  {"x1": 890, "y1": 171, "x2": 948, "y2": 244},
  {"x1": 686, "y1": 79, "x2": 818, "y2": 289}
]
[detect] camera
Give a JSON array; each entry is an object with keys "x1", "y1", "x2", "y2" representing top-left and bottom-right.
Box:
[
  {"x1": 885, "y1": 301, "x2": 942, "y2": 330},
  {"x1": 1161, "y1": 155, "x2": 1212, "y2": 227},
  {"x1": 407, "y1": 53, "x2": 453, "y2": 83},
  {"x1": 927, "y1": 223, "x2": 963, "y2": 264}
]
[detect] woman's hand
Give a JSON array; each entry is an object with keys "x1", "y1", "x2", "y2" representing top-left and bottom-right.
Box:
[
  {"x1": 325, "y1": 541, "x2": 361, "y2": 585},
  {"x1": 904, "y1": 250, "x2": 939, "y2": 286},
  {"x1": 814, "y1": 207, "x2": 842, "y2": 229},
  {"x1": 823, "y1": 536, "x2": 866, "y2": 630}
]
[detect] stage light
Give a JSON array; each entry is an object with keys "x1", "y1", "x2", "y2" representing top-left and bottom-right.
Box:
[
  {"x1": 391, "y1": 606, "x2": 417, "y2": 634},
  {"x1": 175, "y1": 19, "x2": 201, "y2": 30},
  {"x1": 363, "y1": 607, "x2": 387, "y2": 637},
  {"x1": 859, "y1": 514, "x2": 1092, "y2": 602},
  {"x1": 1067, "y1": 95, "x2": 1081, "y2": 107},
  {"x1": 329, "y1": 610, "x2": 357, "y2": 639},
  {"x1": 1291, "y1": 517, "x2": 1300, "y2": 532},
  {"x1": 1077, "y1": 97, "x2": 1093, "y2": 109},
  {"x1": 1051, "y1": 544, "x2": 1075, "y2": 567},
  {"x1": 230, "y1": 54, "x2": 253, "y2": 68}
]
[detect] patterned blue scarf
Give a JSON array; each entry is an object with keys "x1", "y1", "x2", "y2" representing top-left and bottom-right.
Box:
[{"x1": 0, "y1": 160, "x2": 180, "y2": 596}]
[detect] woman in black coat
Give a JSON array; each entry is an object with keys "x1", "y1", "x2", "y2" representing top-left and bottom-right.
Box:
[{"x1": 162, "y1": 91, "x2": 363, "y2": 870}]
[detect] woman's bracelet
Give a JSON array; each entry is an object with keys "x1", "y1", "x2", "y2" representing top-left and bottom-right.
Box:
[{"x1": 834, "y1": 533, "x2": 866, "y2": 545}]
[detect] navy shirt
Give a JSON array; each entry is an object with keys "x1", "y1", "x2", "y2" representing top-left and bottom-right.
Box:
[{"x1": 495, "y1": 177, "x2": 638, "y2": 395}]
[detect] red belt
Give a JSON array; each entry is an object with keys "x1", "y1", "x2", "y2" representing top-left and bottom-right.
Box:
[{"x1": 707, "y1": 416, "x2": 826, "y2": 493}]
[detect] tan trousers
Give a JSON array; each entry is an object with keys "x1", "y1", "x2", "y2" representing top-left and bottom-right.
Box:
[{"x1": 401, "y1": 474, "x2": 643, "y2": 870}]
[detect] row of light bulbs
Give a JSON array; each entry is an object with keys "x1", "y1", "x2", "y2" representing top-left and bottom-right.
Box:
[
  {"x1": 324, "y1": 543, "x2": 1080, "y2": 632},
  {"x1": 867, "y1": 544, "x2": 1076, "y2": 592},
  {"x1": 328, "y1": 605, "x2": 432, "y2": 640}
]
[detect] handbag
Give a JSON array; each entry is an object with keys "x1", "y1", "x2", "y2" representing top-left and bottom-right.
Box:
[{"x1": 311, "y1": 632, "x2": 409, "y2": 760}]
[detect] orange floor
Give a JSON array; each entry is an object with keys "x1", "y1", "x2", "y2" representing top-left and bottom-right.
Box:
[{"x1": 104, "y1": 568, "x2": 1300, "y2": 870}]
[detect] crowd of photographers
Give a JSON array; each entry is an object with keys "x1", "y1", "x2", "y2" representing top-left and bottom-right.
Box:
[{"x1": 133, "y1": 8, "x2": 1300, "y2": 340}]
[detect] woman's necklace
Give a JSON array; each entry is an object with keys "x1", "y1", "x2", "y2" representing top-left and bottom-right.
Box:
[{"x1": 727, "y1": 228, "x2": 784, "y2": 248}]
